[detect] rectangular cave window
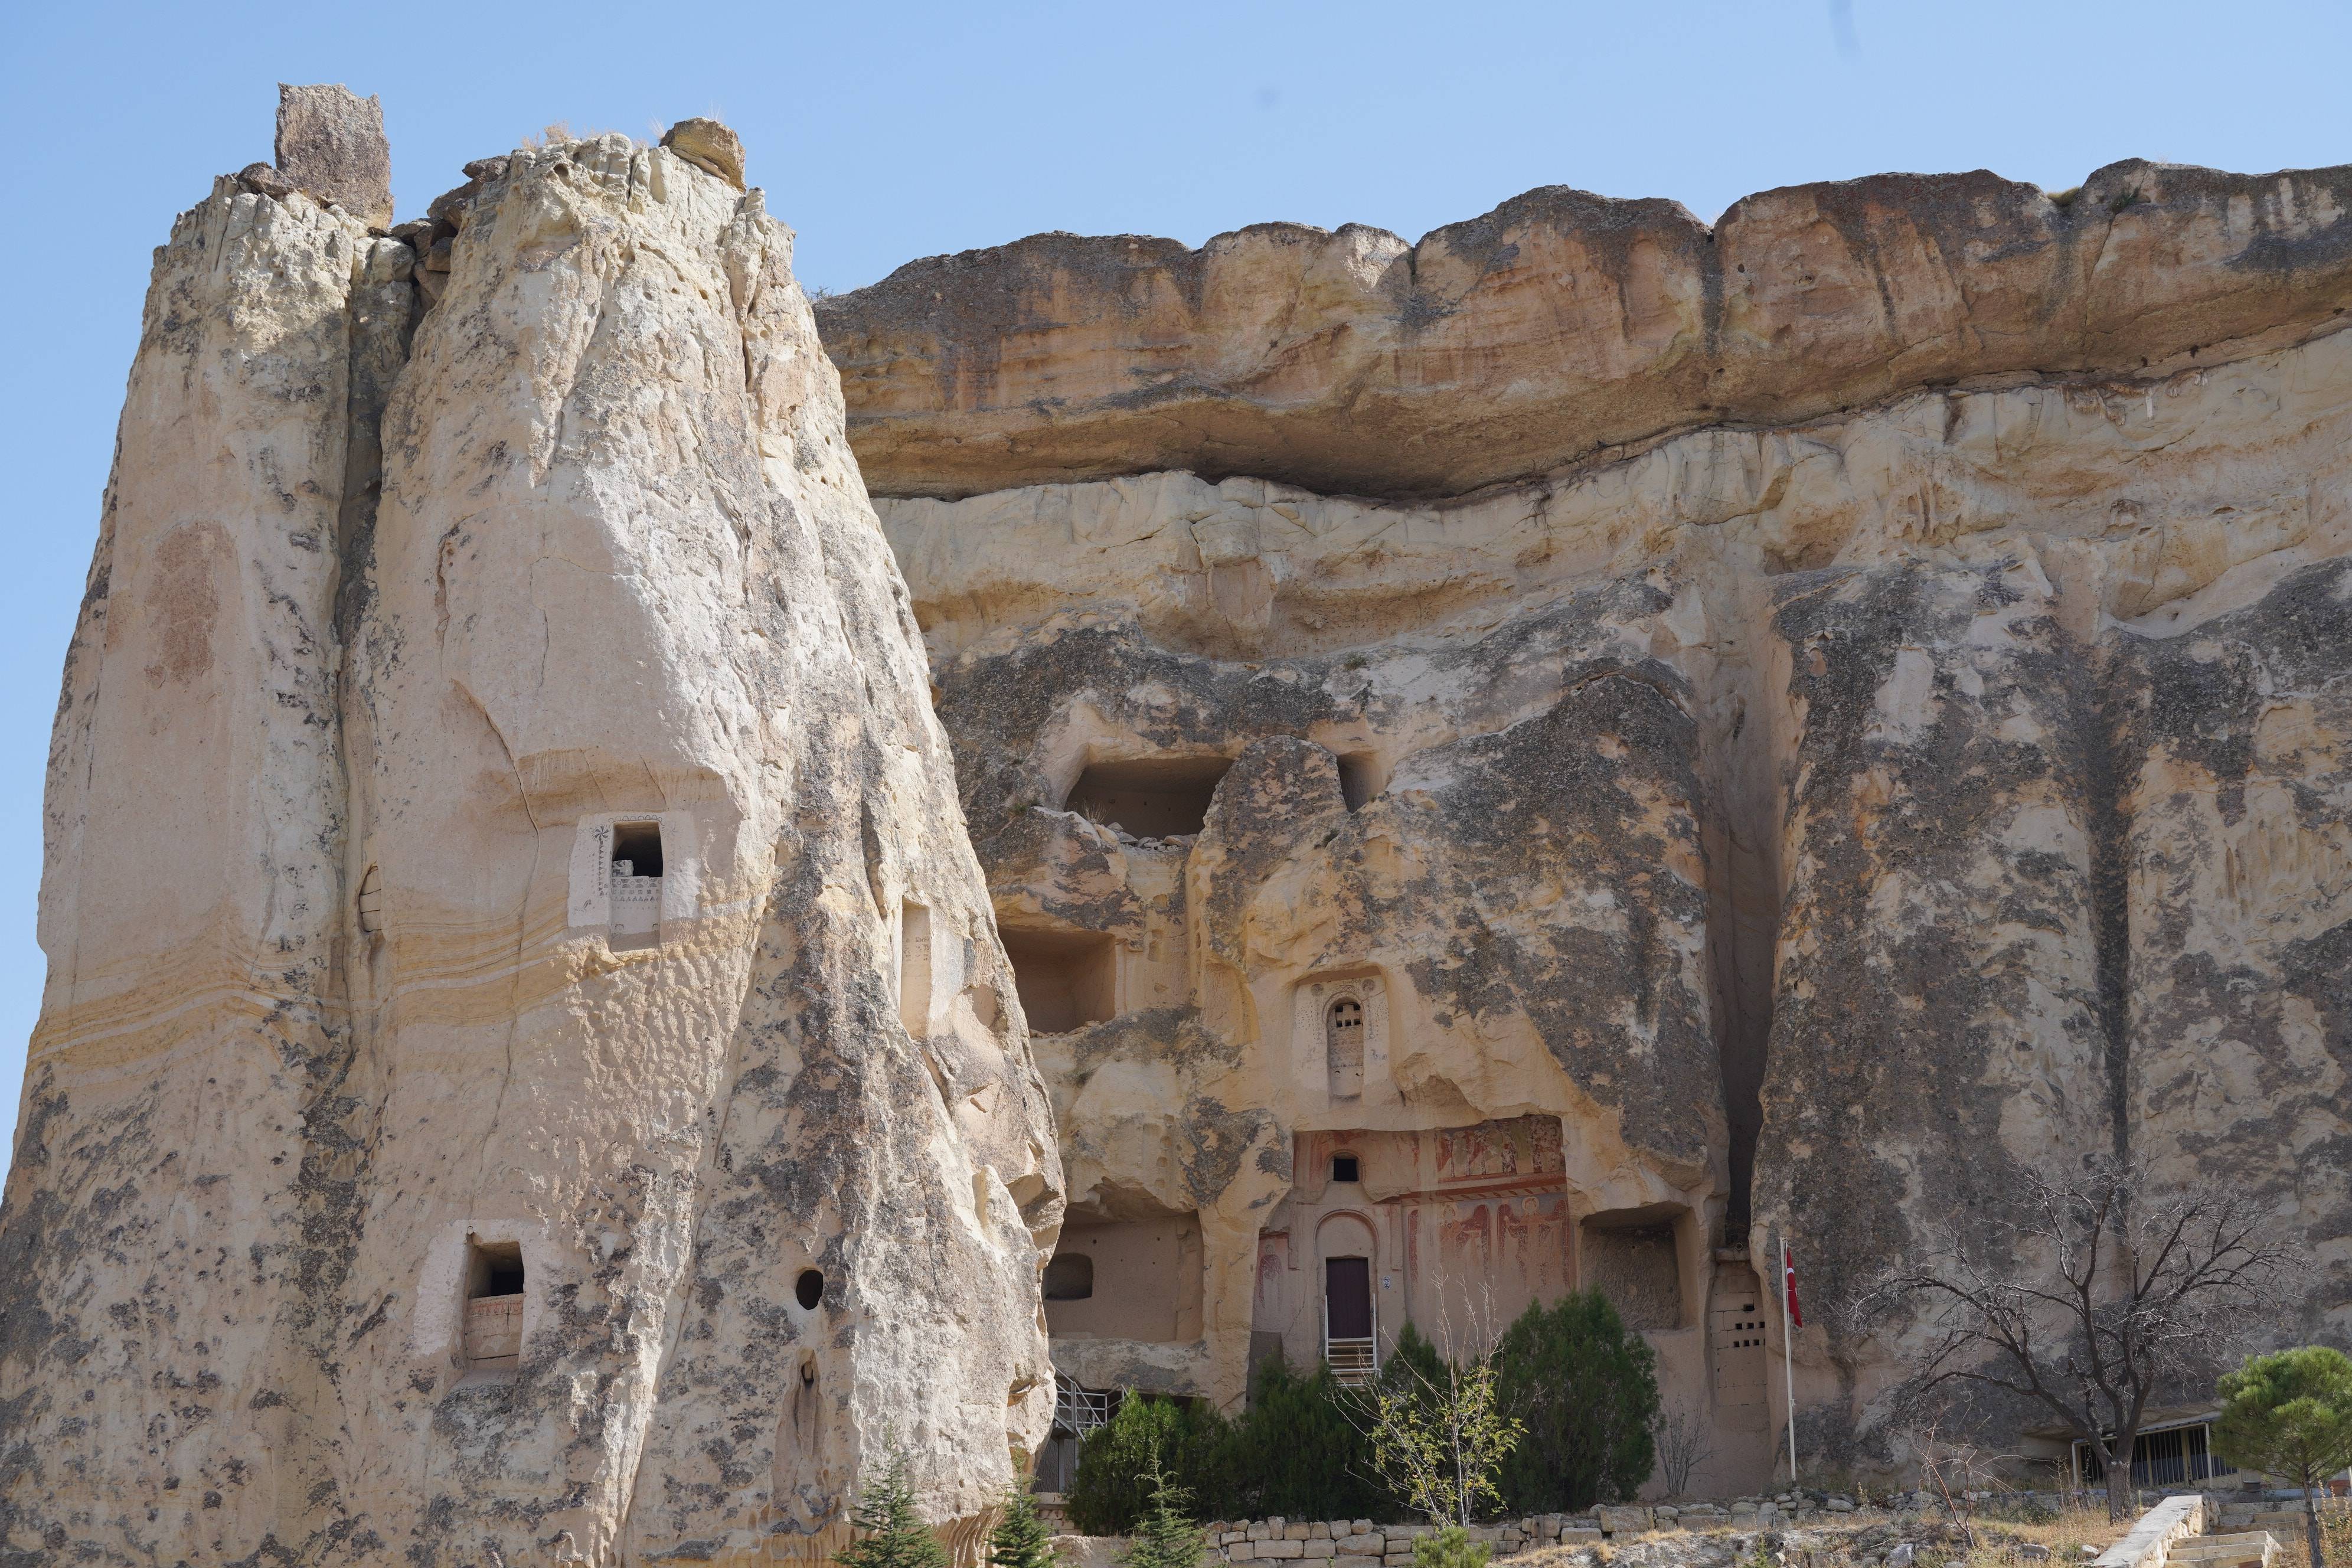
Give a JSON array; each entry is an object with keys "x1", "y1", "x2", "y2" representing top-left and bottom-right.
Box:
[
  {"x1": 1042, "y1": 1216, "x2": 1203, "y2": 1344},
  {"x1": 1336, "y1": 753, "x2": 1378, "y2": 812},
  {"x1": 612, "y1": 821, "x2": 664, "y2": 878},
  {"x1": 1582, "y1": 1213, "x2": 1684, "y2": 1331},
  {"x1": 1063, "y1": 755, "x2": 1234, "y2": 839},
  {"x1": 999, "y1": 926, "x2": 1118, "y2": 1034},
  {"x1": 1331, "y1": 1154, "x2": 1361, "y2": 1184},
  {"x1": 463, "y1": 1239, "x2": 525, "y2": 1373},
  {"x1": 1325, "y1": 995, "x2": 1366, "y2": 1101},
  {"x1": 610, "y1": 820, "x2": 664, "y2": 950}
]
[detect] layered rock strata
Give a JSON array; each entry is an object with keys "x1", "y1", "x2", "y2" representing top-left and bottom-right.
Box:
[
  {"x1": 819, "y1": 162, "x2": 2352, "y2": 1487},
  {"x1": 0, "y1": 103, "x2": 1061, "y2": 1564},
  {"x1": 821, "y1": 161, "x2": 2352, "y2": 500}
]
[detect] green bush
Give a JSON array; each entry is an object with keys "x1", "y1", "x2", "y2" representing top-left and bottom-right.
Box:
[
  {"x1": 1491, "y1": 1291, "x2": 1659, "y2": 1512},
  {"x1": 1412, "y1": 1526, "x2": 1491, "y2": 1568},
  {"x1": 1230, "y1": 1354, "x2": 1390, "y2": 1522},
  {"x1": 1066, "y1": 1394, "x2": 1234, "y2": 1535},
  {"x1": 1069, "y1": 1304, "x2": 1653, "y2": 1531},
  {"x1": 1381, "y1": 1321, "x2": 1448, "y2": 1402}
]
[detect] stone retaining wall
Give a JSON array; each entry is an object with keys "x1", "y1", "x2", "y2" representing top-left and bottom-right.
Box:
[{"x1": 1199, "y1": 1497, "x2": 1864, "y2": 1565}]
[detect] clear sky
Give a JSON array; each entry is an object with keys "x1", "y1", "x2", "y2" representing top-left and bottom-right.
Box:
[{"x1": 2, "y1": 0, "x2": 2347, "y2": 1179}]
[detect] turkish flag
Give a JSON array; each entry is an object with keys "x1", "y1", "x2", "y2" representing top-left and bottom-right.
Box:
[{"x1": 1784, "y1": 1244, "x2": 1804, "y2": 1329}]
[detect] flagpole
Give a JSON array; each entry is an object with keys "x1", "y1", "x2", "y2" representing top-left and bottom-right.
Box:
[{"x1": 1781, "y1": 1234, "x2": 1799, "y2": 1485}]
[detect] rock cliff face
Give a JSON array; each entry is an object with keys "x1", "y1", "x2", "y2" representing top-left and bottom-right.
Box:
[
  {"x1": 0, "y1": 103, "x2": 1061, "y2": 1564},
  {"x1": 821, "y1": 162, "x2": 2352, "y2": 500},
  {"x1": 6, "y1": 92, "x2": 2348, "y2": 1547},
  {"x1": 819, "y1": 162, "x2": 2352, "y2": 1488}
]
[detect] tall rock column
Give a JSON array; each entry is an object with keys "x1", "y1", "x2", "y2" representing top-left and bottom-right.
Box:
[
  {"x1": 2112, "y1": 558, "x2": 2352, "y2": 1340},
  {"x1": 332, "y1": 134, "x2": 1061, "y2": 1564},
  {"x1": 0, "y1": 175, "x2": 377, "y2": 1554},
  {"x1": 1, "y1": 116, "x2": 1063, "y2": 1566}
]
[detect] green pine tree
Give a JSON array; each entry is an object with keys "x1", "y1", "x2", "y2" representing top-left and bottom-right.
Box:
[
  {"x1": 1231, "y1": 1352, "x2": 1387, "y2": 1521},
  {"x1": 2213, "y1": 1346, "x2": 2352, "y2": 1568},
  {"x1": 1116, "y1": 1448, "x2": 1206, "y2": 1568},
  {"x1": 989, "y1": 1486, "x2": 1061, "y2": 1568},
  {"x1": 1412, "y1": 1526, "x2": 1492, "y2": 1568},
  {"x1": 838, "y1": 1438, "x2": 951, "y2": 1568}
]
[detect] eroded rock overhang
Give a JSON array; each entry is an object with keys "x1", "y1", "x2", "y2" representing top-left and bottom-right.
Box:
[{"x1": 818, "y1": 159, "x2": 2352, "y2": 501}]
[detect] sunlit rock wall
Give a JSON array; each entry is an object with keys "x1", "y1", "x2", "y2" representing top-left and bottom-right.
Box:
[
  {"x1": 0, "y1": 116, "x2": 1061, "y2": 1566},
  {"x1": 822, "y1": 161, "x2": 2352, "y2": 1487}
]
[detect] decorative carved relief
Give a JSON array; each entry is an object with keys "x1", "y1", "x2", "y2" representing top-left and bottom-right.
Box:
[{"x1": 1293, "y1": 972, "x2": 1389, "y2": 1103}]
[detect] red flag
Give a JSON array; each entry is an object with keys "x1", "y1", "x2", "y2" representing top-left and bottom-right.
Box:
[{"x1": 1784, "y1": 1243, "x2": 1804, "y2": 1329}]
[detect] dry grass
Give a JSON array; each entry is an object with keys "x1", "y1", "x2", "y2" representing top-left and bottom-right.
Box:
[
  {"x1": 2274, "y1": 1498, "x2": 2352, "y2": 1568},
  {"x1": 1937, "y1": 1501, "x2": 2128, "y2": 1568}
]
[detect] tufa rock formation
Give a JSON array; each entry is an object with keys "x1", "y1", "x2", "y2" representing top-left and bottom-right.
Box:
[
  {"x1": 0, "y1": 96, "x2": 1063, "y2": 1563},
  {"x1": 822, "y1": 164, "x2": 2352, "y2": 501},
  {"x1": 273, "y1": 81, "x2": 395, "y2": 230},
  {"x1": 815, "y1": 161, "x2": 2352, "y2": 1490},
  {"x1": 5, "y1": 73, "x2": 2350, "y2": 1549}
]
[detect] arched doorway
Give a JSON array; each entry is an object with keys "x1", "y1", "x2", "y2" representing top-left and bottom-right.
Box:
[{"x1": 1317, "y1": 1211, "x2": 1378, "y2": 1384}]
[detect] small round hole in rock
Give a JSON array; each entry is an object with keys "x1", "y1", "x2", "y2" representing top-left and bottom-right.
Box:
[{"x1": 795, "y1": 1269, "x2": 824, "y2": 1311}]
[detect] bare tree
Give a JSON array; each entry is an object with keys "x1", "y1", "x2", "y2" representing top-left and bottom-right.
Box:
[
  {"x1": 1874, "y1": 1160, "x2": 2299, "y2": 1520},
  {"x1": 1652, "y1": 1402, "x2": 1714, "y2": 1498},
  {"x1": 1899, "y1": 1415, "x2": 1992, "y2": 1549}
]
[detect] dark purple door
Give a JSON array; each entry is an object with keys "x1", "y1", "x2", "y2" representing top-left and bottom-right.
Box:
[{"x1": 1325, "y1": 1257, "x2": 1372, "y2": 1339}]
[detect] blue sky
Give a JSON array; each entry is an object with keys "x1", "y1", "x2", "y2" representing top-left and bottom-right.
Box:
[{"x1": 2, "y1": 0, "x2": 2348, "y2": 1179}]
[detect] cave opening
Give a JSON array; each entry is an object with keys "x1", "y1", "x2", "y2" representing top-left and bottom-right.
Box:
[
  {"x1": 999, "y1": 926, "x2": 1118, "y2": 1034},
  {"x1": 1063, "y1": 755, "x2": 1233, "y2": 838}
]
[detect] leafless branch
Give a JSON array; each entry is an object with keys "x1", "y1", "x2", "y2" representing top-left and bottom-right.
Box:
[
  {"x1": 1653, "y1": 1401, "x2": 1714, "y2": 1498},
  {"x1": 1870, "y1": 1159, "x2": 2301, "y2": 1520}
]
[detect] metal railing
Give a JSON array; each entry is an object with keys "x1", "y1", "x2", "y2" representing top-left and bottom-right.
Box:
[
  {"x1": 1327, "y1": 1337, "x2": 1378, "y2": 1385},
  {"x1": 1054, "y1": 1374, "x2": 1110, "y2": 1436}
]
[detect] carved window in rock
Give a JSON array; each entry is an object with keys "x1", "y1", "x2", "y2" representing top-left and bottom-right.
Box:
[
  {"x1": 1295, "y1": 974, "x2": 1387, "y2": 1104},
  {"x1": 1042, "y1": 1252, "x2": 1094, "y2": 1301},
  {"x1": 463, "y1": 1239, "x2": 525, "y2": 1374},
  {"x1": 355, "y1": 865, "x2": 383, "y2": 936},
  {"x1": 1325, "y1": 998, "x2": 1365, "y2": 1100},
  {"x1": 609, "y1": 821, "x2": 664, "y2": 952}
]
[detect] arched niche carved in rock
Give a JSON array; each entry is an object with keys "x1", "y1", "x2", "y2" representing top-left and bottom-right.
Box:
[{"x1": 1293, "y1": 972, "x2": 1389, "y2": 1103}]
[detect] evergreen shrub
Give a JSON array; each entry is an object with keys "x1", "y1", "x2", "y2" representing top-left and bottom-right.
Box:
[{"x1": 1491, "y1": 1291, "x2": 1659, "y2": 1512}]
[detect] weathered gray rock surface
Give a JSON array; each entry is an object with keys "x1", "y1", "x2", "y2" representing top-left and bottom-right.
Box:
[
  {"x1": 820, "y1": 162, "x2": 2352, "y2": 501},
  {"x1": 0, "y1": 116, "x2": 1060, "y2": 1564},
  {"x1": 827, "y1": 164, "x2": 2352, "y2": 1487},
  {"x1": 275, "y1": 81, "x2": 394, "y2": 229}
]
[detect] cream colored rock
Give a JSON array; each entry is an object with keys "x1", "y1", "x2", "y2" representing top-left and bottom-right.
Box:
[
  {"x1": 819, "y1": 162, "x2": 2352, "y2": 501},
  {"x1": 664, "y1": 116, "x2": 749, "y2": 188},
  {"x1": 848, "y1": 179, "x2": 2352, "y2": 1495},
  {"x1": 4, "y1": 172, "x2": 376, "y2": 1561},
  {"x1": 0, "y1": 126, "x2": 1061, "y2": 1564}
]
